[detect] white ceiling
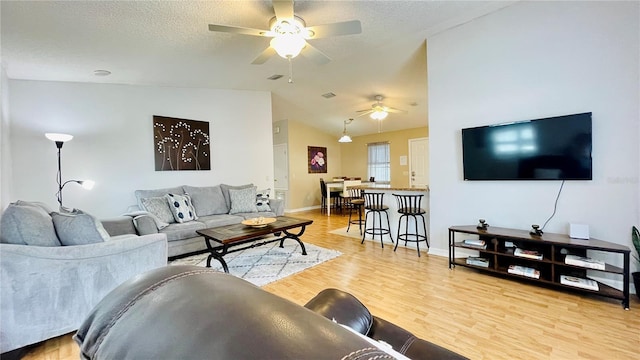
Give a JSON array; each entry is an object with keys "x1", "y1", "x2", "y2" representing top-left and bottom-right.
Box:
[{"x1": 1, "y1": 0, "x2": 515, "y2": 138}]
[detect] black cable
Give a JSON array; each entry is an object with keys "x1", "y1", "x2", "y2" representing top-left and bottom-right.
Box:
[{"x1": 540, "y1": 180, "x2": 565, "y2": 231}]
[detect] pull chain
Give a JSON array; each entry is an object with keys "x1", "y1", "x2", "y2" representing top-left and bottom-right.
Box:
[{"x1": 288, "y1": 57, "x2": 294, "y2": 83}]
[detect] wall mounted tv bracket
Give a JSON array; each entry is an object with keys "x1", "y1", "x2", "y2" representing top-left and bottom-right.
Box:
[
  {"x1": 477, "y1": 219, "x2": 489, "y2": 230},
  {"x1": 530, "y1": 224, "x2": 544, "y2": 236}
]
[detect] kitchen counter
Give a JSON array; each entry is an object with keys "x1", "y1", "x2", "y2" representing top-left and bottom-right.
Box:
[{"x1": 350, "y1": 184, "x2": 429, "y2": 192}]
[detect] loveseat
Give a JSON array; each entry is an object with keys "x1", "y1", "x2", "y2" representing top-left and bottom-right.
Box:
[
  {"x1": 0, "y1": 201, "x2": 168, "y2": 354},
  {"x1": 75, "y1": 265, "x2": 467, "y2": 359},
  {"x1": 130, "y1": 184, "x2": 284, "y2": 259}
]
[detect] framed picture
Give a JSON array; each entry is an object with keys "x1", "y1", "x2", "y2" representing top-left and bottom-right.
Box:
[
  {"x1": 153, "y1": 115, "x2": 211, "y2": 171},
  {"x1": 308, "y1": 146, "x2": 327, "y2": 173}
]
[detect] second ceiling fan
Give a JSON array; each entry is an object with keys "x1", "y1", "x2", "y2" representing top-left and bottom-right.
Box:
[
  {"x1": 356, "y1": 95, "x2": 408, "y2": 120},
  {"x1": 208, "y1": 0, "x2": 362, "y2": 65}
]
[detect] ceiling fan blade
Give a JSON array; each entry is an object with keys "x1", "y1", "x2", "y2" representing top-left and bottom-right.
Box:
[
  {"x1": 355, "y1": 110, "x2": 374, "y2": 117},
  {"x1": 306, "y1": 20, "x2": 362, "y2": 39},
  {"x1": 273, "y1": 0, "x2": 294, "y2": 20},
  {"x1": 300, "y1": 43, "x2": 331, "y2": 65},
  {"x1": 386, "y1": 107, "x2": 408, "y2": 114},
  {"x1": 208, "y1": 24, "x2": 271, "y2": 37},
  {"x1": 251, "y1": 47, "x2": 277, "y2": 64}
]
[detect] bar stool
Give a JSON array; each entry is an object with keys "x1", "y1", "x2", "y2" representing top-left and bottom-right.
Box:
[
  {"x1": 392, "y1": 193, "x2": 429, "y2": 257},
  {"x1": 361, "y1": 192, "x2": 394, "y2": 248},
  {"x1": 344, "y1": 188, "x2": 364, "y2": 235}
]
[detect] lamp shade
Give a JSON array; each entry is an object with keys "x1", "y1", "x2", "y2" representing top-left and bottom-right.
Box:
[
  {"x1": 338, "y1": 134, "x2": 352, "y2": 143},
  {"x1": 45, "y1": 133, "x2": 73, "y2": 142}
]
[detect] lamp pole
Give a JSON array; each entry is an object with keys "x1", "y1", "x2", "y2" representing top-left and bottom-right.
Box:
[{"x1": 55, "y1": 141, "x2": 64, "y2": 207}]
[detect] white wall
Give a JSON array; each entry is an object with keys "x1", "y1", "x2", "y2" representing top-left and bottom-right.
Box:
[
  {"x1": 8, "y1": 80, "x2": 274, "y2": 218},
  {"x1": 1, "y1": 66, "x2": 12, "y2": 210},
  {"x1": 428, "y1": 1, "x2": 639, "y2": 269}
]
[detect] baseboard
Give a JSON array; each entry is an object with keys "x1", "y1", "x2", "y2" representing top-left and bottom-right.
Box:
[{"x1": 285, "y1": 205, "x2": 322, "y2": 213}]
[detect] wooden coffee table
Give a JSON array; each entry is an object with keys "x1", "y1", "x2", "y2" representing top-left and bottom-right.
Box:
[{"x1": 196, "y1": 216, "x2": 313, "y2": 273}]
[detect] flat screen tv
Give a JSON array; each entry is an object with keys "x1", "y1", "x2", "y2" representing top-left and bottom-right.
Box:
[{"x1": 462, "y1": 112, "x2": 592, "y2": 181}]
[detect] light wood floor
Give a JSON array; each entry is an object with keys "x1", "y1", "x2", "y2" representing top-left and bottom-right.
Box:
[{"x1": 21, "y1": 210, "x2": 640, "y2": 360}]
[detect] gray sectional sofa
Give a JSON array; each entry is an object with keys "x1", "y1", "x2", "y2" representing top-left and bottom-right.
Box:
[
  {"x1": 130, "y1": 184, "x2": 284, "y2": 259},
  {"x1": 0, "y1": 201, "x2": 168, "y2": 354}
]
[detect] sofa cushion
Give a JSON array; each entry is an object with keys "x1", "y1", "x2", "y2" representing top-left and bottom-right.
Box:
[
  {"x1": 0, "y1": 202, "x2": 61, "y2": 246},
  {"x1": 51, "y1": 210, "x2": 110, "y2": 246},
  {"x1": 183, "y1": 185, "x2": 228, "y2": 216},
  {"x1": 198, "y1": 214, "x2": 244, "y2": 228},
  {"x1": 135, "y1": 186, "x2": 185, "y2": 209},
  {"x1": 228, "y1": 187, "x2": 258, "y2": 214},
  {"x1": 140, "y1": 197, "x2": 175, "y2": 224},
  {"x1": 234, "y1": 211, "x2": 278, "y2": 220},
  {"x1": 220, "y1": 183, "x2": 253, "y2": 211},
  {"x1": 159, "y1": 221, "x2": 206, "y2": 242},
  {"x1": 166, "y1": 194, "x2": 198, "y2": 223},
  {"x1": 256, "y1": 188, "x2": 271, "y2": 212}
]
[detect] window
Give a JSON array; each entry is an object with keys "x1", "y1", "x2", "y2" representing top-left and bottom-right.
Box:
[{"x1": 367, "y1": 142, "x2": 390, "y2": 183}]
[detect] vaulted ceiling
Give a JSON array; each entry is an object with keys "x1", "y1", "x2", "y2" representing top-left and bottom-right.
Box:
[{"x1": 1, "y1": 1, "x2": 515, "y2": 138}]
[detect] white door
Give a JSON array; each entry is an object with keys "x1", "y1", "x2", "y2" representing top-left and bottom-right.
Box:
[
  {"x1": 273, "y1": 144, "x2": 289, "y2": 190},
  {"x1": 409, "y1": 138, "x2": 429, "y2": 188}
]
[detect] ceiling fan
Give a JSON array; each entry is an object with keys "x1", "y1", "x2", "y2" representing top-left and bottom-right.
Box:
[
  {"x1": 356, "y1": 95, "x2": 408, "y2": 120},
  {"x1": 208, "y1": 0, "x2": 362, "y2": 66}
]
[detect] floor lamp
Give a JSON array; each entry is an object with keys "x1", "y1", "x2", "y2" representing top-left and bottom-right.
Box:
[{"x1": 45, "y1": 133, "x2": 95, "y2": 208}]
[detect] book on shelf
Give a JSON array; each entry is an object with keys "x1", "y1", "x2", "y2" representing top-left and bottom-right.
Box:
[
  {"x1": 560, "y1": 275, "x2": 599, "y2": 291},
  {"x1": 466, "y1": 256, "x2": 489, "y2": 268},
  {"x1": 514, "y1": 247, "x2": 543, "y2": 260},
  {"x1": 462, "y1": 239, "x2": 487, "y2": 249},
  {"x1": 507, "y1": 265, "x2": 540, "y2": 279},
  {"x1": 564, "y1": 255, "x2": 605, "y2": 270},
  {"x1": 463, "y1": 239, "x2": 486, "y2": 246}
]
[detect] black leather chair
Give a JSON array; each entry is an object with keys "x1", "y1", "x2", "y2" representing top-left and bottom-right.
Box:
[
  {"x1": 393, "y1": 193, "x2": 429, "y2": 256},
  {"x1": 74, "y1": 265, "x2": 467, "y2": 360}
]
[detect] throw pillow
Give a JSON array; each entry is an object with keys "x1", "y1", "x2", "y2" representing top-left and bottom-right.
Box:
[
  {"x1": 0, "y1": 202, "x2": 61, "y2": 246},
  {"x1": 141, "y1": 196, "x2": 176, "y2": 224},
  {"x1": 134, "y1": 186, "x2": 185, "y2": 210},
  {"x1": 220, "y1": 183, "x2": 254, "y2": 211},
  {"x1": 51, "y1": 209, "x2": 110, "y2": 246},
  {"x1": 256, "y1": 188, "x2": 271, "y2": 212},
  {"x1": 183, "y1": 185, "x2": 228, "y2": 216},
  {"x1": 228, "y1": 186, "x2": 258, "y2": 214},
  {"x1": 165, "y1": 193, "x2": 198, "y2": 223}
]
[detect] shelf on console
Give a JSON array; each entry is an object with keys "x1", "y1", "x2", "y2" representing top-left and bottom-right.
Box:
[{"x1": 448, "y1": 225, "x2": 631, "y2": 309}]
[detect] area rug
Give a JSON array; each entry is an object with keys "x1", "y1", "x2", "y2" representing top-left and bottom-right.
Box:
[{"x1": 170, "y1": 240, "x2": 341, "y2": 287}]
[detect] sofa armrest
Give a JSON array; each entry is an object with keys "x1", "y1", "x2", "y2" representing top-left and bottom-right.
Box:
[
  {"x1": 370, "y1": 317, "x2": 468, "y2": 359},
  {"x1": 101, "y1": 216, "x2": 137, "y2": 236},
  {"x1": 270, "y1": 198, "x2": 285, "y2": 216},
  {"x1": 132, "y1": 214, "x2": 160, "y2": 235},
  {"x1": 0, "y1": 234, "x2": 168, "y2": 353}
]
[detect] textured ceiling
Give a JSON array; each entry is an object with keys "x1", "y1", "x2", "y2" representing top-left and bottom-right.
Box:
[{"x1": 1, "y1": 0, "x2": 516, "y2": 137}]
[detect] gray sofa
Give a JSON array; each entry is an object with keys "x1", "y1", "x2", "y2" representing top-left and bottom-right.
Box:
[
  {"x1": 0, "y1": 201, "x2": 168, "y2": 354},
  {"x1": 130, "y1": 184, "x2": 284, "y2": 259}
]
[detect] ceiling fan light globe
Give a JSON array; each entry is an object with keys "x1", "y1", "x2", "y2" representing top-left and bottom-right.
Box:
[
  {"x1": 271, "y1": 35, "x2": 306, "y2": 59},
  {"x1": 370, "y1": 110, "x2": 388, "y2": 120}
]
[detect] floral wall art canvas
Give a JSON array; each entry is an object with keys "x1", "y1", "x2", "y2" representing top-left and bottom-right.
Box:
[
  {"x1": 153, "y1": 116, "x2": 211, "y2": 171},
  {"x1": 308, "y1": 146, "x2": 327, "y2": 173}
]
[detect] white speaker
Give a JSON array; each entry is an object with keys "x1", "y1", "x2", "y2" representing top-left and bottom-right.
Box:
[{"x1": 569, "y1": 223, "x2": 590, "y2": 239}]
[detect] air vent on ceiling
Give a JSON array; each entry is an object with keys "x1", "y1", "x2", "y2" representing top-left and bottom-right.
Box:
[
  {"x1": 267, "y1": 74, "x2": 284, "y2": 80},
  {"x1": 322, "y1": 92, "x2": 336, "y2": 99}
]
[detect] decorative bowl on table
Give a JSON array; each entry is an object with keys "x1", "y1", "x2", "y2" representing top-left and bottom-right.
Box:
[{"x1": 241, "y1": 217, "x2": 276, "y2": 228}]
